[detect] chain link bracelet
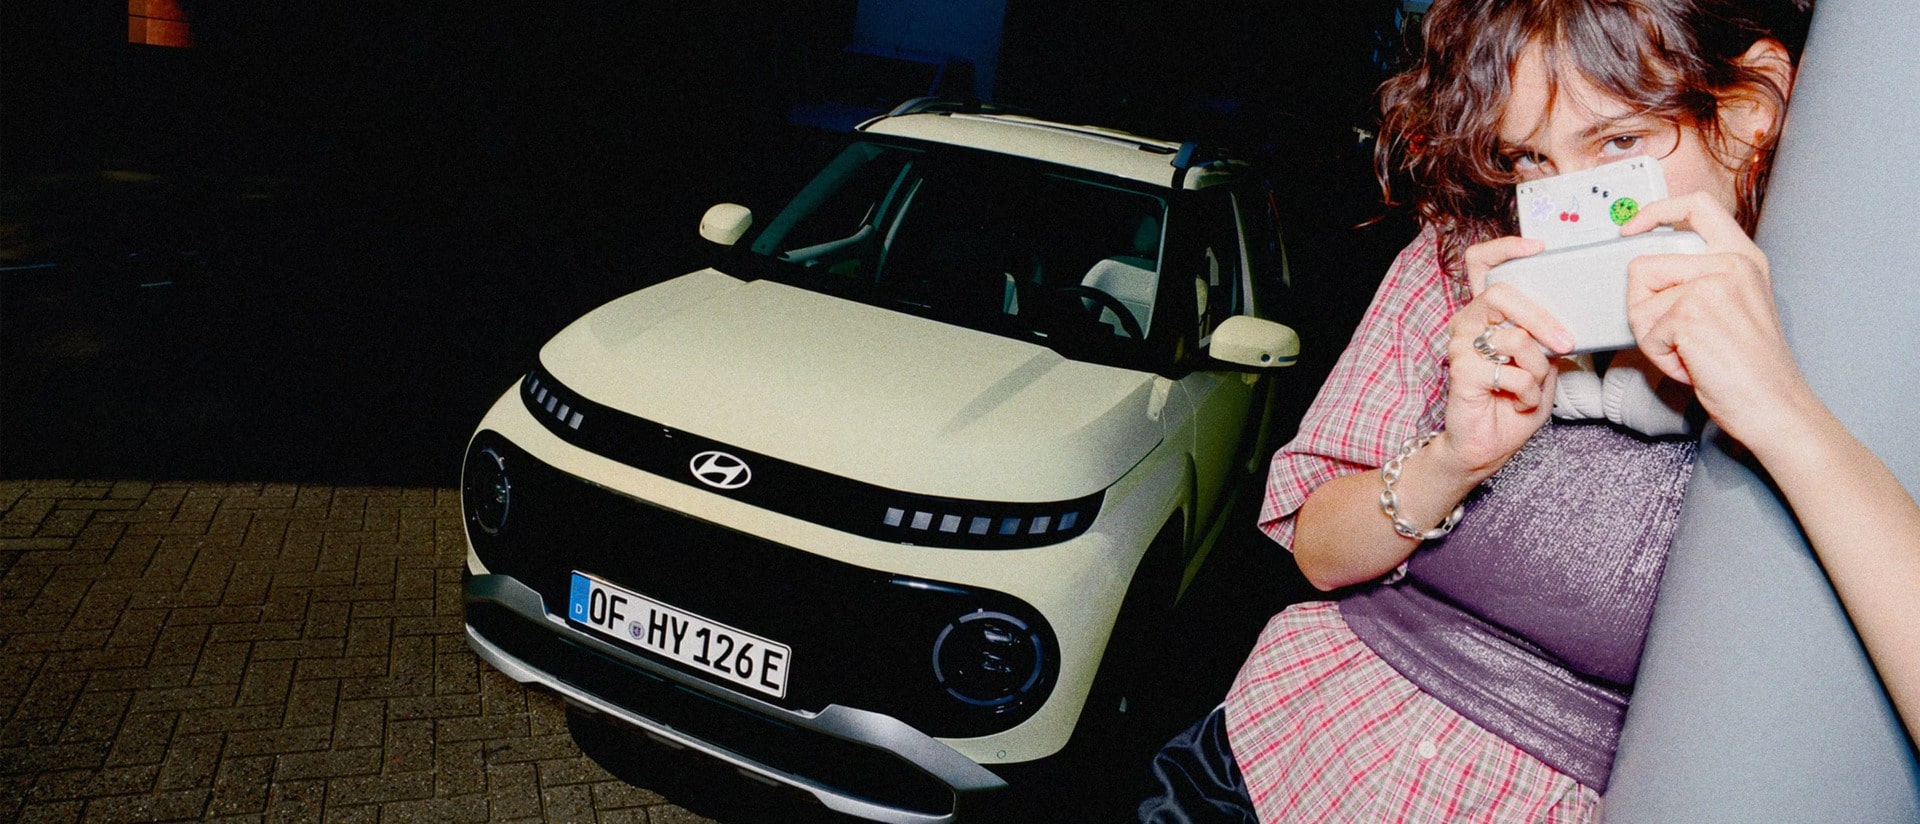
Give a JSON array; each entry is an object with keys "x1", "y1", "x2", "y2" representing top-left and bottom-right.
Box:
[{"x1": 1378, "y1": 430, "x2": 1466, "y2": 541}]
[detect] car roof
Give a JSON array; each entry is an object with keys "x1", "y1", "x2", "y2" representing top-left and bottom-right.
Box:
[{"x1": 858, "y1": 109, "x2": 1241, "y2": 191}]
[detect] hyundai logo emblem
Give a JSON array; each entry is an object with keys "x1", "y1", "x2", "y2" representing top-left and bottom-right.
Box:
[{"x1": 689, "y1": 451, "x2": 752, "y2": 490}]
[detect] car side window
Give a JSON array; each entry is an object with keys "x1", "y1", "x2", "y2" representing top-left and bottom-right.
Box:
[{"x1": 1193, "y1": 193, "x2": 1245, "y2": 347}]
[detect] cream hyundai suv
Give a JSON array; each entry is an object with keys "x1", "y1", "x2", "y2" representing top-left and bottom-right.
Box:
[{"x1": 460, "y1": 99, "x2": 1304, "y2": 822}]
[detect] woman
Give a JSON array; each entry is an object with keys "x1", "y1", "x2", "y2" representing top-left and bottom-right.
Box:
[{"x1": 1134, "y1": 0, "x2": 1916, "y2": 821}]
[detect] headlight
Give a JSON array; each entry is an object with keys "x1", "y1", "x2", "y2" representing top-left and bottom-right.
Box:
[
  {"x1": 932, "y1": 610, "x2": 1047, "y2": 711},
  {"x1": 463, "y1": 444, "x2": 512, "y2": 536},
  {"x1": 879, "y1": 503, "x2": 1093, "y2": 548}
]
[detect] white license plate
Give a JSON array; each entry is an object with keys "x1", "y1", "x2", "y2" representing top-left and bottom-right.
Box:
[{"x1": 567, "y1": 572, "x2": 792, "y2": 698}]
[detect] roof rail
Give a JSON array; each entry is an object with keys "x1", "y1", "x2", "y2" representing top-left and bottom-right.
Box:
[
  {"x1": 856, "y1": 97, "x2": 1029, "y2": 133},
  {"x1": 881, "y1": 97, "x2": 1028, "y2": 118}
]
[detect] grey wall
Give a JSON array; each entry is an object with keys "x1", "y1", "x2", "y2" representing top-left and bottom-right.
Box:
[{"x1": 1604, "y1": 0, "x2": 1920, "y2": 820}]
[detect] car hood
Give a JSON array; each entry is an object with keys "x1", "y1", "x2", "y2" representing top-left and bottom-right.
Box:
[{"x1": 537, "y1": 269, "x2": 1165, "y2": 502}]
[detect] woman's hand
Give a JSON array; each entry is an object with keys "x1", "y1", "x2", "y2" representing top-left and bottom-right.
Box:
[
  {"x1": 1438, "y1": 236, "x2": 1576, "y2": 481},
  {"x1": 1621, "y1": 192, "x2": 1819, "y2": 445}
]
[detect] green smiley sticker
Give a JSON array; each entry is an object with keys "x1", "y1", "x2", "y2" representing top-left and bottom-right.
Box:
[{"x1": 1609, "y1": 197, "x2": 1640, "y2": 225}]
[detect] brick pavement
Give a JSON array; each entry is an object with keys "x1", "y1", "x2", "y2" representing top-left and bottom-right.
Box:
[{"x1": 0, "y1": 479, "x2": 718, "y2": 823}]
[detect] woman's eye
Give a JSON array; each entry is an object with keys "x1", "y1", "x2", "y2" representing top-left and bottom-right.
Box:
[
  {"x1": 1601, "y1": 135, "x2": 1643, "y2": 155},
  {"x1": 1507, "y1": 153, "x2": 1547, "y2": 174}
]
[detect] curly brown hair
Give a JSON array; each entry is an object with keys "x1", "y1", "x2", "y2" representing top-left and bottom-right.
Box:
[{"x1": 1375, "y1": 0, "x2": 1813, "y2": 270}]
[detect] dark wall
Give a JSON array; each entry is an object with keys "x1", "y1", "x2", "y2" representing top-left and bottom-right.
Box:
[
  {"x1": 0, "y1": 0, "x2": 1407, "y2": 486},
  {"x1": 998, "y1": 0, "x2": 1403, "y2": 150},
  {"x1": 5, "y1": 2, "x2": 847, "y2": 220},
  {"x1": 3, "y1": 0, "x2": 1408, "y2": 302},
  {"x1": 5, "y1": 0, "x2": 1408, "y2": 272},
  {"x1": 6, "y1": 1, "x2": 1400, "y2": 179}
]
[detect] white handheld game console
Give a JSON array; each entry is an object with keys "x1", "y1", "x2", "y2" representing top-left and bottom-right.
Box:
[
  {"x1": 1487, "y1": 229, "x2": 1706, "y2": 354},
  {"x1": 1490, "y1": 156, "x2": 1703, "y2": 353}
]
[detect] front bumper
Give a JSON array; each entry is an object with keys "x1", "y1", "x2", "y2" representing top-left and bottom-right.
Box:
[
  {"x1": 456, "y1": 376, "x2": 1176, "y2": 813},
  {"x1": 465, "y1": 572, "x2": 1008, "y2": 823}
]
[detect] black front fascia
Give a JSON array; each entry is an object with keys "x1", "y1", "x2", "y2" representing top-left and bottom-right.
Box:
[
  {"x1": 521, "y1": 365, "x2": 1104, "y2": 550},
  {"x1": 465, "y1": 430, "x2": 1061, "y2": 738}
]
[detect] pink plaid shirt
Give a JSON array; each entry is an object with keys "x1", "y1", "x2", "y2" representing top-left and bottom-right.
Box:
[
  {"x1": 1258, "y1": 227, "x2": 1469, "y2": 550},
  {"x1": 1230, "y1": 229, "x2": 1605, "y2": 820}
]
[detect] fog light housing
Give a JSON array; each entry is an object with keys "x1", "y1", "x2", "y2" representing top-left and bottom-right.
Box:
[
  {"x1": 463, "y1": 444, "x2": 512, "y2": 536},
  {"x1": 932, "y1": 610, "x2": 1046, "y2": 710}
]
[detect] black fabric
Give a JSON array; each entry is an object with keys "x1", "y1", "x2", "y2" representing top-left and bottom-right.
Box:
[{"x1": 1136, "y1": 705, "x2": 1258, "y2": 823}]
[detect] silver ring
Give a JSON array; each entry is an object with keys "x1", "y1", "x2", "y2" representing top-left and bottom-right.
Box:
[
  {"x1": 1472, "y1": 324, "x2": 1513, "y2": 365},
  {"x1": 1490, "y1": 359, "x2": 1503, "y2": 393}
]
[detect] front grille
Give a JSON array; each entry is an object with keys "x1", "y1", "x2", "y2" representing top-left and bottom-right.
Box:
[{"x1": 467, "y1": 602, "x2": 955, "y2": 817}]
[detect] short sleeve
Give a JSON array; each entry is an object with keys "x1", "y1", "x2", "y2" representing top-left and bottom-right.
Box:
[{"x1": 1258, "y1": 228, "x2": 1464, "y2": 549}]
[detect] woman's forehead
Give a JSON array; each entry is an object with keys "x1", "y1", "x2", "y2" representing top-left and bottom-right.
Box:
[{"x1": 1499, "y1": 45, "x2": 1640, "y2": 147}]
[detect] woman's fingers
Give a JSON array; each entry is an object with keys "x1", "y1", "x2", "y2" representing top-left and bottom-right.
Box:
[
  {"x1": 1617, "y1": 190, "x2": 1814, "y2": 443},
  {"x1": 1620, "y1": 191, "x2": 1775, "y2": 385},
  {"x1": 1463, "y1": 235, "x2": 1546, "y2": 295},
  {"x1": 1624, "y1": 266, "x2": 1698, "y2": 386},
  {"x1": 1491, "y1": 359, "x2": 1550, "y2": 410},
  {"x1": 1473, "y1": 281, "x2": 1577, "y2": 356},
  {"x1": 1447, "y1": 288, "x2": 1562, "y2": 409},
  {"x1": 1471, "y1": 323, "x2": 1555, "y2": 409},
  {"x1": 1438, "y1": 277, "x2": 1567, "y2": 475},
  {"x1": 1621, "y1": 191, "x2": 1758, "y2": 253}
]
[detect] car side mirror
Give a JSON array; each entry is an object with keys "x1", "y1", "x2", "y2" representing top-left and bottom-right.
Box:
[
  {"x1": 699, "y1": 203, "x2": 753, "y2": 247},
  {"x1": 1209, "y1": 315, "x2": 1299, "y2": 369}
]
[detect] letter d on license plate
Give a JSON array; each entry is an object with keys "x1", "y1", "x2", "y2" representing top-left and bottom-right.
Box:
[{"x1": 568, "y1": 572, "x2": 791, "y2": 698}]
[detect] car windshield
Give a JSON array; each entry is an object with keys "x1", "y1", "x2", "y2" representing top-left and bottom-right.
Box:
[{"x1": 736, "y1": 139, "x2": 1171, "y2": 368}]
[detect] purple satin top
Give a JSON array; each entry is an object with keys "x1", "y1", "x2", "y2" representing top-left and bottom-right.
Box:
[{"x1": 1340, "y1": 420, "x2": 1696, "y2": 791}]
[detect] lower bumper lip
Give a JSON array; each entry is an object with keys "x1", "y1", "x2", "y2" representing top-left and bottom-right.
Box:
[{"x1": 462, "y1": 572, "x2": 1008, "y2": 824}]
